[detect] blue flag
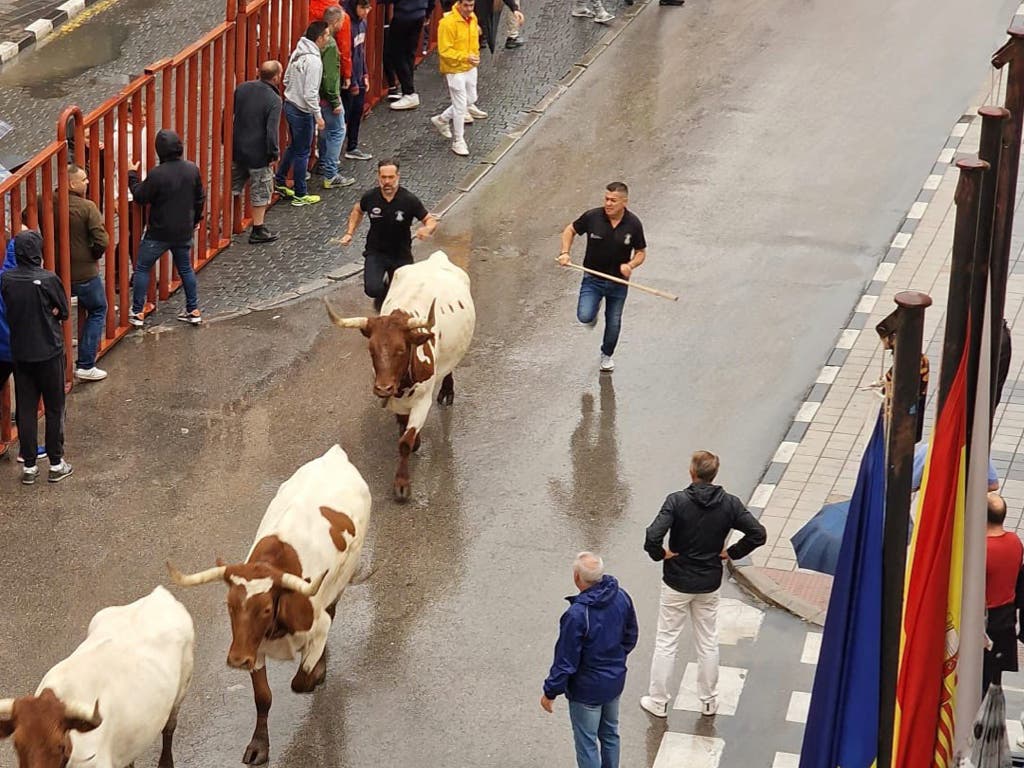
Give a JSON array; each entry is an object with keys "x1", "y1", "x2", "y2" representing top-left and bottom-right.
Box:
[{"x1": 799, "y1": 411, "x2": 884, "y2": 768}]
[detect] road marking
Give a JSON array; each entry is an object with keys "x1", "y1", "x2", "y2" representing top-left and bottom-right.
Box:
[
  {"x1": 907, "y1": 201, "x2": 928, "y2": 220},
  {"x1": 786, "y1": 691, "x2": 812, "y2": 724},
  {"x1": 922, "y1": 174, "x2": 943, "y2": 191},
  {"x1": 772, "y1": 441, "x2": 798, "y2": 464},
  {"x1": 800, "y1": 632, "x2": 822, "y2": 665},
  {"x1": 25, "y1": 18, "x2": 53, "y2": 39},
  {"x1": 750, "y1": 483, "x2": 775, "y2": 508},
  {"x1": 1007, "y1": 719, "x2": 1023, "y2": 749},
  {"x1": 653, "y1": 733, "x2": 724, "y2": 768},
  {"x1": 49, "y1": 0, "x2": 123, "y2": 39},
  {"x1": 855, "y1": 295, "x2": 878, "y2": 314},
  {"x1": 816, "y1": 366, "x2": 839, "y2": 384},
  {"x1": 718, "y1": 598, "x2": 765, "y2": 645},
  {"x1": 951, "y1": 122, "x2": 969, "y2": 138},
  {"x1": 773, "y1": 753, "x2": 800, "y2": 768},
  {"x1": 0, "y1": 41, "x2": 18, "y2": 62},
  {"x1": 674, "y1": 664, "x2": 747, "y2": 716},
  {"x1": 835, "y1": 329, "x2": 859, "y2": 349},
  {"x1": 57, "y1": 0, "x2": 86, "y2": 14},
  {"x1": 938, "y1": 147, "x2": 956, "y2": 164},
  {"x1": 795, "y1": 401, "x2": 819, "y2": 422},
  {"x1": 891, "y1": 232, "x2": 912, "y2": 249}
]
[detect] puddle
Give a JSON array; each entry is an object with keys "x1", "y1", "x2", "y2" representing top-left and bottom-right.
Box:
[{"x1": 0, "y1": 24, "x2": 131, "y2": 97}]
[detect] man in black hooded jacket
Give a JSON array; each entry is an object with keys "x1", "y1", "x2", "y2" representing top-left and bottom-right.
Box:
[
  {"x1": 127, "y1": 129, "x2": 205, "y2": 326},
  {"x1": 639, "y1": 450, "x2": 766, "y2": 719},
  {"x1": 0, "y1": 230, "x2": 73, "y2": 484}
]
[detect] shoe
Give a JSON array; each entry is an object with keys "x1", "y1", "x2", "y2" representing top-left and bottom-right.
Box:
[
  {"x1": 431, "y1": 114, "x2": 453, "y2": 139},
  {"x1": 386, "y1": 86, "x2": 402, "y2": 101},
  {"x1": 451, "y1": 139, "x2": 469, "y2": 156},
  {"x1": 345, "y1": 148, "x2": 373, "y2": 161},
  {"x1": 390, "y1": 93, "x2": 420, "y2": 110},
  {"x1": 463, "y1": 113, "x2": 474, "y2": 124},
  {"x1": 467, "y1": 104, "x2": 488, "y2": 119},
  {"x1": 128, "y1": 310, "x2": 145, "y2": 328},
  {"x1": 505, "y1": 36, "x2": 524, "y2": 48},
  {"x1": 659, "y1": 0, "x2": 684, "y2": 5},
  {"x1": 571, "y1": 6, "x2": 595, "y2": 16},
  {"x1": 47, "y1": 460, "x2": 73, "y2": 483},
  {"x1": 249, "y1": 225, "x2": 279, "y2": 244},
  {"x1": 593, "y1": 9, "x2": 615, "y2": 22},
  {"x1": 17, "y1": 446, "x2": 47, "y2": 464},
  {"x1": 323, "y1": 175, "x2": 356, "y2": 189},
  {"x1": 177, "y1": 309, "x2": 202, "y2": 325},
  {"x1": 600, "y1": 354, "x2": 615, "y2": 372},
  {"x1": 701, "y1": 699, "x2": 718, "y2": 717},
  {"x1": 640, "y1": 696, "x2": 668, "y2": 718},
  {"x1": 75, "y1": 367, "x2": 108, "y2": 381},
  {"x1": 291, "y1": 194, "x2": 322, "y2": 206},
  {"x1": 21, "y1": 466, "x2": 38, "y2": 485},
  {"x1": 274, "y1": 183, "x2": 295, "y2": 198}
]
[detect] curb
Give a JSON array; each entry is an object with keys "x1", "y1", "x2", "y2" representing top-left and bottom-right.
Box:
[{"x1": 0, "y1": 0, "x2": 103, "y2": 67}]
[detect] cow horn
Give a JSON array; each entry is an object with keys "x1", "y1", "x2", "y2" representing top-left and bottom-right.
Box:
[
  {"x1": 406, "y1": 299, "x2": 437, "y2": 331},
  {"x1": 63, "y1": 700, "x2": 101, "y2": 727},
  {"x1": 324, "y1": 299, "x2": 368, "y2": 330},
  {"x1": 279, "y1": 570, "x2": 328, "y2": 597},
  {"x1": 166, "y1": 561, "x2": 227, "y2": 587},
  {"x1": 0, "y1": 699, "x2": 13, "y2": 718}
]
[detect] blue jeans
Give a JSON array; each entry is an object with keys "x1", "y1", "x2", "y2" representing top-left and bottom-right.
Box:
[
  {"x1": 318, "y1": 101, "x2": 346, "y2": 180},
  {"x1": 568, "y1": 696, "x2": 620, "y2": 768},
  {"x1": 71, "y1": 276, "x2": 107, "y2": 369},
  {"x1": 577, "y1": 274, "x2": 628, "y2": 357},
  {"x1": 276, "y1": 100, "x2": 315, "y2": 196},
  {"x1": 132, "y1": 237, "x2": 198, "y2": 313}
]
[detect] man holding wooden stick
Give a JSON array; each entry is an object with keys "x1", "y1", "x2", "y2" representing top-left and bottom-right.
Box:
[{"x1": 558, "y1": 182, "x2": 647, "y2": 372}]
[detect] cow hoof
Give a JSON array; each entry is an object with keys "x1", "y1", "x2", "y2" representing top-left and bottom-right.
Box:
[
  {"x1": 412, "y1": 435, "x2": 422, "y2": 453},
  {"x1": 393, "y1": 482, "x2": 411, "y2": 502},
  {"x1": 290, "y1": 669, "x2": 319, "y2": 694},
  {"x1": 437, "y1": 391, "x2": 454, "y2": 406},
  {"x1": 242, "y1": 738, "x2": 270, "y2": 765}
]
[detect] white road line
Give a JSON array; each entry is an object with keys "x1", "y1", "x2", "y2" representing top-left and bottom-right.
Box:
[
  {"x1": 773, "y1": 753, "x2": 800, "y2": 768},
  {"x1": 25, "y1": 18, "x2": 53, "y2": 39},
  {"x1": 1007, "y1": 719, "x2": 1023, "y2": 749},
  {"x1": 795, "y1": 401, "x2": 820, "y2": 422},
  {"x1": 750, "y1": 483, "x2": 775, "y2": 508},
  {"x1": 922, "y1": 174, "x2": 943, "y2": 191},
  {"x1": 674, "y1": 664, "x2": 747, "y2": 716},
  {"x1": 800, "y1": 632, "x2": 822, "y2": 665},
  {"x1": 951, "y1": 122, "x2": 969, "y2": 138},
  {"x1": 938, "y1": 147, "x2": 956, "y2": 164},
  {"x1": 653, "y1": 733, "x2": 725, "y2": 768},
  {"x1": 786, "y1": 691, "x2": 812, "y2": 724},
  {"x1": 907, "y1": 201, "x2": 928, "y2": 220},
  {"x1": 772, "y1": 441, "x2": 798, "y2": 464},
  {"x1": 855, "y1": 295, "x2": 878, "y2": 314},
  {"x1": 717, "y1": 598, "x2": 765, "y2": 645},
  {"x1": 891, "y1": 232, "x2": 912, "y2": 249},
  {"x1": 835, "y1": 329, "x2": 859, "y2": 349},
  {"x1": 816, "y1": 366, "x2": 839, "y2": 384}
]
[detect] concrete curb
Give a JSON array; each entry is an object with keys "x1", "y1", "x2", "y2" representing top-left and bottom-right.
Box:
[
  {"x1": 728, "y1": 561, "x2": 826, "y2": 627},
  {"x1": 0, "y1": 0, "x2": 104, "y2": 67}
]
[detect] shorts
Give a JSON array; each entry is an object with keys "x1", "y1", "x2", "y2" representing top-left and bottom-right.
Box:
[{"x1": 232, "y1": 163, "x2": 273, "y2": 207}]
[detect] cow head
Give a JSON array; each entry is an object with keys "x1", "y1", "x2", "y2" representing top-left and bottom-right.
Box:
[
  {"x1": 0, "y1": 690, "x2": 101, "y2": 768},
  {"x1": 325, "y1": 299, "x2": 436, "y2": 399}
]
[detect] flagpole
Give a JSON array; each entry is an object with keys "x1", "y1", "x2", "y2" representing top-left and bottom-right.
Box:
[{"x1": 876, "y1": 290, "x2": 932, "y2": 768}]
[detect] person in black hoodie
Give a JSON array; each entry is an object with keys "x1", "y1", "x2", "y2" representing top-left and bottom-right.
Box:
[
  {"x1": 127, "y1": 129, "x2": 205, "y2": 327},
  {"x1": 639, "y1": 450, "x2": 766, "y2": 719},
  {"x1": 0, "y1": 230, "x2": 73, "y2": 484}
]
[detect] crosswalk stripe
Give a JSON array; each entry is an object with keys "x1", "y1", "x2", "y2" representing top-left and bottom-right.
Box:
[
  {"x1": 800, "y1": 632, "x2": 821, "y2": 665},
  {"x1": 674, "y1": 664, "x2": 747, "y2": 716},
  {"x1": 717, "y1": 598, "x2": 765, "y2": 645},
  {"x1": 786, "y1": 691, "x2": 812, "y2": 724},
  {"x1": 1007, "y1": 718, "x2": 1023, "y2": 749},
  {"x1": 653, "y1": 733, "x2": 725, "y2": 767},
  {"x1": 772, "y1": 753, "x2": 800, "y2": 768}
]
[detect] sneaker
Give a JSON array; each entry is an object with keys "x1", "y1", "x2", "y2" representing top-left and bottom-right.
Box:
[
  {"x1": 291, "y1": 194, "x2": 322, "y2": 206},
  {"x1": 505, "y1": 36, "x2": 524, "y2": 48},
  {"x1": 463, "y1": 113, "x2": 474, "y2": 124},
  {"x1": 600, "y1": 354, "x2": 615, "y2": 372},
  {"x1": 451, "y1": 138, "x2": 469, "y2": 156},
  {"x1": 128, "y1": 311, "x2": 145, "y2": 328},
  {"x1": 21, "y1": 465, "x2": 38, "y2": 485},
  {"x1": 323, "y1": 175, "x2": 356, "y2": 189},
  {"x1": 467, "y1": 104, "x2": 488, "y2": 119},
  {"x1": 75, "y1": 367, "x2": 108, "y2": 382},
  {"x1": 345, "y1": 148, "x2": 373, "y2": 161},
  {"x1": 571, "y1": 5, "x2": 595, "y2": 16},
  {"x1": 593, "y1": 9, "x2": 615, "y2": 22},
  {"x1": 177, "y1": 309, "x2": 202, "y2": 325},
  {"x1": 249, "y1": 226, "x2": 279, "y2": 244},
  {"x1": 431, "y1": 114, "x2": 453, "y2": 139},
  {"x1": 47, "y1": 460, "x2": 73, "y2": 483},
  {"x1": 640, "y1": 696, "x2": 668, "y2": 718},
  {"x1": 386, "y1": 86, "x2": 402, "y2": 101},
  {"x1": 390, "y1": 93, "x2": 420, "y2": 110},
  {"x1": 17, "y1": 447, "x2": 47, "y2": 464},
  {"x1": 701, "y1": 699, "x2": 718, "y2": 717},
  {"x1": 274, "y1": 183, "x2": 295, "y2": 198}
]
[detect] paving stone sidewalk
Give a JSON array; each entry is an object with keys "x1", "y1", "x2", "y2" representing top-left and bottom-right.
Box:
[{"x1": 731, "y1": 72, "x2": 1024, "y2": 624}]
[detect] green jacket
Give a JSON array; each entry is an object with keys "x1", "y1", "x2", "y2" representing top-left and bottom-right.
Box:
[{"x1": 319, "y1": 37, "x2": 341, "y2": 109}]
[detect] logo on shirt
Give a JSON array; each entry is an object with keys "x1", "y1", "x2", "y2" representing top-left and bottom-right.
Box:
[
  {"x1": 624, "y1": 234, "x2": 632, "y2": 245},
  {"x1": 590, "y1": 234, "x2": 603, "y2": 240},
  {"x1": 395, "y1": 211, "x2": 405, "y2": 222}
]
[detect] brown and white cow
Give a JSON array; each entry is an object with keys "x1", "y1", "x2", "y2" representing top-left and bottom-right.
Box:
[
  {"x1": 325, "y1": 249, "x2": 475, "y2": 500},
  {"x1": 167, "y1": 444, "x2": 371, "y2": 766}
]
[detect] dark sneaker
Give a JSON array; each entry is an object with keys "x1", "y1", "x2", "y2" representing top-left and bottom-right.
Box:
[
  {"x1": 345, "y1": 148, "x2": 373, "y2": 161},
  {"x1": 323, "y1": 175, "x2": 356, "y2": 189},
  {"x1": 47, "y1": 461, "x2": 73, "y2": 483},
  {"x1": 177, "y1": 309, "x2": 202, "y2": 325},
  {"x1": 21, "y1": 466, "x2": 38, "y2": 485},
  {"x1": 274, "y1": 183, "x2": 295, "y2": 198},
  {"x1": 505, "y1": 36, "x2": 524, "y2": 48},
  {"x1": 249, "y1": 226, "x2": 279, "y2": 244}
]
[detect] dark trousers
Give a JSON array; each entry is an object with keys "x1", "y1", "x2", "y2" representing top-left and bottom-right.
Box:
[
  {"x1": 14, "y1": 354, "x2": 65, "y2": 466},
  {"x1": 342, "y1": 87, "x2": 367, "y2": 151},
  {"x1": 0, "y1": 360, "x2": 11, "y2": 391},
  {"x1": 384, "y1": 16, "x2": 423, "y2": 95},
  {"x1": 363, "y1": 250, "x2": 413, "y2": 300}
]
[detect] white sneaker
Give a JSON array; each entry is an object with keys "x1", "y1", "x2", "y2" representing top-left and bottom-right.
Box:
[
  {"x1": 640, "y1": 696, "x2": 667, "y2": 718},
  {"x1": 701, "y1": 698, "x2": 718, "y2": 717},
  {"x1": 593, "y1": 9, "x2": 615, "y2": 22},
  {"x1": 600, "y1": 354, "x2": 615, "y2": 372},
  {"x1": 571, "y1": 5, "x2": 595, "y2": 16},
  {"x1": 451, "y1": 138, "x2": 469, "y2": 156},
  {"x1": 390, "y1": 93, "x2": 420, "y2": 110},
  {"x1": 431, "y1": 114, "x2": 452, "y2": 139},
  {"x1": 463, "y1": 113, "x2": 474, "y2": 124},
  {"x1": 467, "y1": 104, "x2": 488, "y2": 119},
  {"x1": 75, "y1": 367, "x2": 108, "y2": 381}
]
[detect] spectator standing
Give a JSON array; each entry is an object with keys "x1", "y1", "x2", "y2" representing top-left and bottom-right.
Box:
[
  {"x1": 0, "y1": 231, "x2": 73, "y2": 484},
  {"x1": 640, "y1": 451, "x2": 766, "y2": 718},
  {"x1": 310, "y1": 0, "x2": 353, "y2": 84},
  {"x1": 232, "y1": 61, "x2": 284, "y2": 244},
  {"x1": 127, "y1": 130, "x2": 205, "y2": 327},
  {"x1": 983, "y1": 492, "x2": 1023, "y2": 692},
  {"x1": 318, "y1": 6, "x2": 356, "y2": 190},
  {"x1": 342, "y1": 0, "x2": 373, "y2": 162},
  {"x1": 384, "y1": 0, "x2": 429, "y2": 110},
  {"x1": 0, "y1": 236, "x2": 15, "y2": 393},
  {"x1": 340, "y1": 159, "x2": 437, "y2": 309},
  {"x1": 502, "y1": 0, "x2": 525, "y2": 48},
  {"x1": 541, "y1": 552, "x2": 638, "y2": 768},
  {"x1": 274, "y1": 22, "x2": 330, "y2": 206},
  {"x1": 431, "y1": 0, "x2": 487, "y2": 157}
]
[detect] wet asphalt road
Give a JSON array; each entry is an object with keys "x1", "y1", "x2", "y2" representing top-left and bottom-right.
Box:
[{"x1": 2, "y1": 0, "x2": 1022, "y2": 765}]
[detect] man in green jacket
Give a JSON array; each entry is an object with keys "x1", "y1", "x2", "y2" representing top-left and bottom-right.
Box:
[{"x1": 319, "y1": 5, "x2": 355, "y2": 189}]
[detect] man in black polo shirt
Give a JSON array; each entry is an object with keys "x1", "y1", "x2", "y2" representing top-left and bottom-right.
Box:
[
  {"x1": 341, "y1": 158, "x2": 438, "y2": 309},
  {"x1": 558, "y1": 181, "x2": 647, "y2": 372}
]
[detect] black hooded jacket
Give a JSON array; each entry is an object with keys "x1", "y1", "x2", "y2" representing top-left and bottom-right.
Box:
[
  {"x1": 0, "y1": 231, "x2": 69, "y2": 363},
  {"x1": 128, "y1": 130, "x2": 205, "y2": 244},
  {"x1": 644, "y1": 482, "x2": 767, "y2": 594}
]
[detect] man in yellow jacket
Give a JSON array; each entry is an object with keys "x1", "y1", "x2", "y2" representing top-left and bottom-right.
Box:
[{"x1": 430, "y1": 0, "x2": 487, "y2": 156}]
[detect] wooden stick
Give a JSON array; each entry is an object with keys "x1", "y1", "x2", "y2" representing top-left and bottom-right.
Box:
[{"x1": 562, "y1": 261, "x2": 679, "y2": 301}]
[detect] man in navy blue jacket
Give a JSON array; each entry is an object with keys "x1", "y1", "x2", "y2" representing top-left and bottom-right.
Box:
[{"x1": 541, "y1": 552, "x2": 638, "y2": 768}]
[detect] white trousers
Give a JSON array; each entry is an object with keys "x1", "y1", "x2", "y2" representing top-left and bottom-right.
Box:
[
  {"x1": 441, "y1": 68, "x2": 478, "y2": 143},
  {"x1": 647, "y1": 583, "x2": 720, "y2": 706}
]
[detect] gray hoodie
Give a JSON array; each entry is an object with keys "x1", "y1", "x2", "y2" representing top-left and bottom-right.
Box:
[{"x1": 284, "y1": 36, "x2": 323, "y2": 116}]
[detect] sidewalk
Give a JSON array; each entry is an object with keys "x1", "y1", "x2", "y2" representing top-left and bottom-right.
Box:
[{"x1": 730, "y1": 73, "x2": 1024, "y2": 624}]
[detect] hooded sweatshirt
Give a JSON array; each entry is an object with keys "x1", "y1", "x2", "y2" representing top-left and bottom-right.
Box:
[
  {"x1": 127, "y1": 130, "x2": 205, "y2": 244},
  {"x1": 542, "y1": 575, "x2": 638, "y2": 706},
  {"x1": 345, "y1": 0, "x2": 368, "y2": 88},
  {"x1": 0, "y1": 231, "x2": 69, "y2": 363},
  {"x1": 0, "y1": 238, "x2": 17, "y2": 362},
  {"x1": 284, "y1": 36, "x2": 324, "y2": 116},
  {"x1": 644, "y1": 483, "x2": 767, "y2": 594}
]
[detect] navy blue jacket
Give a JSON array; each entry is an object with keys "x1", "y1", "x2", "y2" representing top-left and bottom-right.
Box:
[
  {"x1": 543, "y1": 575, "x2": 638, "y2": 705},
  {"x1": 0, "y1": 238, "x2": 16, "y2": 362},
  {"x1": 387, "y1": 0, "x2": 429, "y2": 21}
]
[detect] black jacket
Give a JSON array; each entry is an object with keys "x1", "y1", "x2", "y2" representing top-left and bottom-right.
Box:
[
  {"x1": 644, "y1": 483, "x2": 767, "y2": 594},
  {"x1": 0, "y1": 231, "x2": 68, "y2": 363},
  {"x1": 232, "y1": 79, "x2": 282, "y2": 169},
  {"x1": 128, "y1": 130, "x2": 205, "y2": 244}
]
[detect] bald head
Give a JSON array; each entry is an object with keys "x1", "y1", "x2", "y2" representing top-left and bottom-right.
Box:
[
  {"x1": 259, "y1": 61, "x2": 282, "y2": 83},
  {"x1": 988, "y1": 492, "x2": 1008, "y2": 526}
]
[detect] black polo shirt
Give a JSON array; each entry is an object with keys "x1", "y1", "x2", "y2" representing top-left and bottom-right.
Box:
[
  {"x1": 572, "y1": 208, "x2": 647, "y2": 278},
  {"x1": 360, "y1": 186, "x2": 430, "y2": 259}
]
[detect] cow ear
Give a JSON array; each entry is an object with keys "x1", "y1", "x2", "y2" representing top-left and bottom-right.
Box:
[
  {"x1": 408, "y1": 329, "x2": 434, "y2": 346},
  {"x1": 276, "y1": 592, "x2": 314, "y2": 634}
]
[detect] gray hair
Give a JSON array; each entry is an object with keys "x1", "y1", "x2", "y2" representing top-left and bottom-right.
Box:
[
  {"x1": 323, "y1": 5, "x2": 344, "y2": 23},
  {"x1": 573, "y1": 551, "x2": 604, "y2": 585}
]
